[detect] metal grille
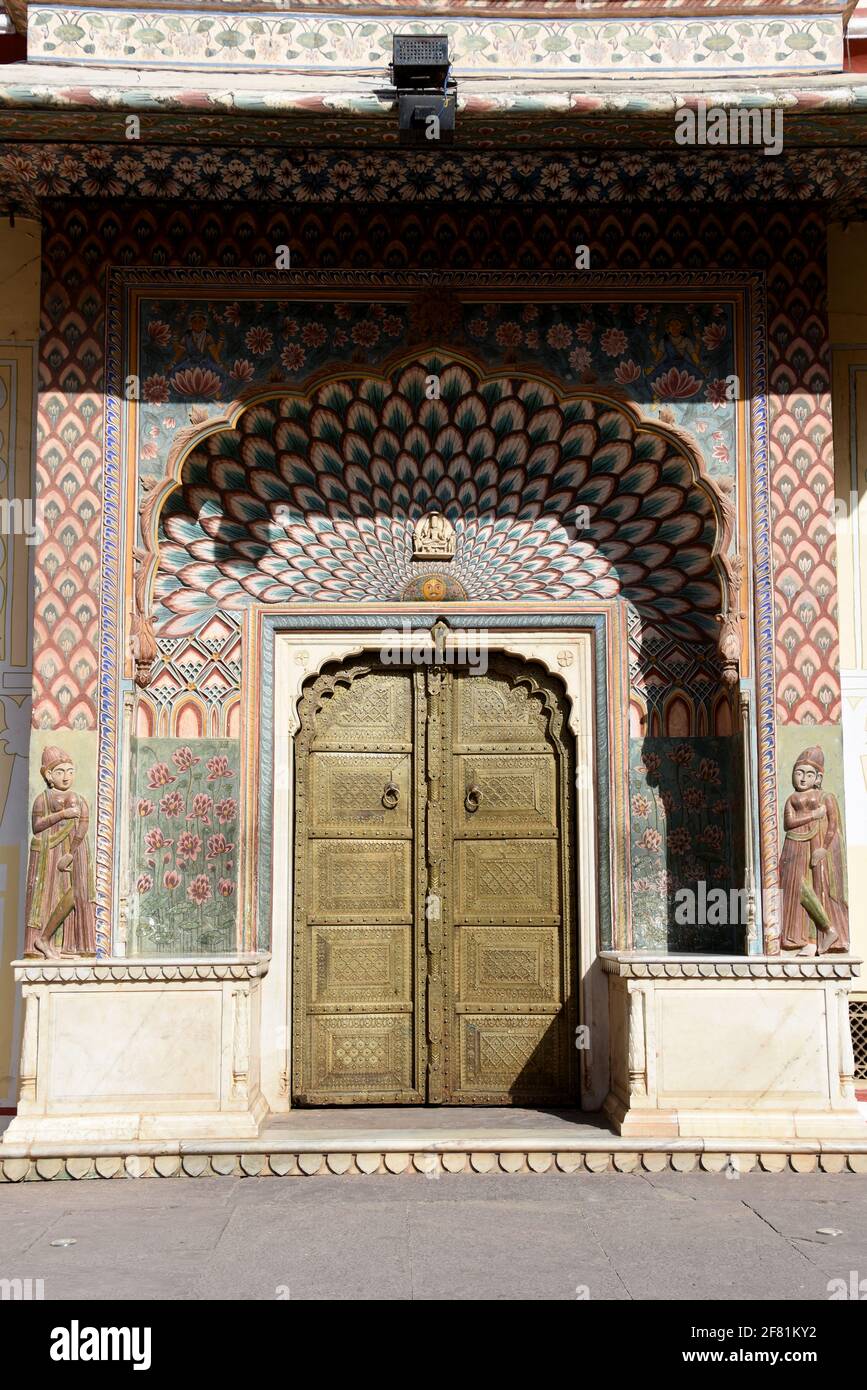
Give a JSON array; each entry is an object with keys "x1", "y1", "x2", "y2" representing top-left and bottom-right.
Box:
[
  {"x1": 851, "y1": 1000, "x2": 867, "y2": 1082},
  {"x1": 393, "y1": 36, "x2": 448, "y2": 65}
]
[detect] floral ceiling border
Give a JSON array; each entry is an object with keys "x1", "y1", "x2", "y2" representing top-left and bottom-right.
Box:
[
  {"x1": 2, "y1": 145, "x2": 867, "y2": 219},
  {"x1": 27, "y1": 7, "x2": 843, "y2": 75}
]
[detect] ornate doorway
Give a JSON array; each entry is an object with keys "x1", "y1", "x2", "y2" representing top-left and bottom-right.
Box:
[{"x1": 291, "y1": 652, "x2": 577, "y2": 1105}]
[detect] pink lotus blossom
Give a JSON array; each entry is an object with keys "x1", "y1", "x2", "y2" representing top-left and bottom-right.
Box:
[
  {"x1": 206, "y1": 755, "x2": 230, "y2": 780},
  {"x1": 702, "y1": 322, "x2": 727, "y2": 351},
  {"x1": 137, "y1": 798, "x2": 155, "y2": 817},
  {"x1": 229, "y1": 359, "x2": 256, "y2": 382},
  {"x1": 177, "y1": 831, "x2": 202, "y2": 861},
  {"x1": 712, "y1": 439, "x2": 730, "y2": 464},
  {"x1": 172, "y1": 746, "x2": 201, "y2": 771},
  {"x1": 639, "y1": 828, "x2": 662, "y2": 852},
  {"x1": 614, "y1": 358, "x2": 641, "y2": 385},
  {"x1": 141, "y1": 442, "x2": 158, "y2": 460},
  {"x1": 280, "y1": 344, "x2": 306, "y2": 371},
  {"x1": 283, "y1": 317, "x2": 299, "y2": 336},
  {"x1": 218, "y1": 879, "x2": 235, "y2": 897},
  {"x1": 668, "y1": 743, "x2": 695, "y2": 766},
  {"x1": 245, "y1": 326, "x2": 273, "y2": 355},
  {"x1": 171, "y1": 366, "x2": 222, "y2": 399},
  {"x1": 546, "y1": 323, "x2": 573, "y2": 350},
  {"x1": 568, "y1": 347, "x2": 591, "y2": 373},
  {"x1": 698, "y1": 758, "x2": 721, "y2": 785},
  {"x1": 601, "y1": 328, "x2": 628, "y2": 356},
  {"x1": 159, "y1": 791, "x2": 184, "y2": 819},
  {"x1": 631, "y1": 794, "x2": 650, "y2": 818},
  {"x1": 147, "y1": 320, "x2": 172, "y2": 348},
  {"x1": 495, "y1": 322, "x2": 522, "y2": 348},
  {"x1": 301, "y1": 322, "x2": 327, "y2": 348},
  {"x1": 187, "y1": 874, "x2": 212, "y2": 906},
  {"x1": 575, "y1": 320, "x2": 594, "y2": 343},
  {"x1": 207, "y1": 833, "x2": 234, "y2": 858},
  {"x1": 144, "y1": 827, "x2": 171, "y2": 854},
  {"x1": 700, "y1": 824, "x2": 725, "y2": 851},
  {"x1": 333, "y1": 329, "x2": 348, "y2": 347},
  {"x1": 668, "y1": 827, "x2": 692, "y2": 855},
  {"x1": 163, "y1": 869, "x2": 181, "y2": 890},
  {"x1": 223, "y1": 303, "x2": 241, "y2": 326},
  {"x1": 706, "y1": 378, "x2": 729, "y2": 408},
  {"x1": 143, "y1": 374, "x2": 170, "y2": 404},
  {"x1": 191, "y1": 793, "x2": 213, "y2": 822},
  {"x1": 216, "y1": 798, "x2": 237, "y2": 825},
  {"x1": 351, "y1": 321, "x2": 379, "y2": 348},
  {"x1": 652, "y1": 368, "x2": 702, "y2": 400},
  {"x1": 147, "y1": 762, "x2": 175, "y2": 789},
  {"x1": 136, "y1": 875, "x2": 153, "y2": 894}
]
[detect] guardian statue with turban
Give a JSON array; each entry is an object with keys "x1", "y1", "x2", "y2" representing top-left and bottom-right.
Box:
[
  {"x1": 779, "y1": 745, "x2": 849, "y2": 955},
  {"x1": 24, "y1": 746, "x2": 96, "y2": 958}
]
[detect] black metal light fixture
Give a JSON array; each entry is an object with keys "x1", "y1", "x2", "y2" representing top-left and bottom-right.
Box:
[{"x1": 390, "y1": 34, "x2": 456, "y2": 145}]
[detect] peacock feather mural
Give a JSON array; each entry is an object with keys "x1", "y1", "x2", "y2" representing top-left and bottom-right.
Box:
[{"x1": 148, "y1": 356, "x2": 728, "y2": 647}]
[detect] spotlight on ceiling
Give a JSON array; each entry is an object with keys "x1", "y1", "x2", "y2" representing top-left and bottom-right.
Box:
[{"x1": 390, "y1": 34, "x2": 456, "y2": 145}]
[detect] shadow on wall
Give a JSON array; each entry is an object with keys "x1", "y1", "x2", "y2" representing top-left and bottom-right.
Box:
[{"x1": 630, "y1": 733, "x2": 745, "y2": 953}]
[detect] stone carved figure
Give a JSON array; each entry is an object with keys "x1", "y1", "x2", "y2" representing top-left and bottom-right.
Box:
[
  {"x1": 413, "y1": 511, "x2": 456, "y2": 561},
  {"x1": 24, "y1": 746, "x2": 96, "y2": 958},
  {"x1": 779, "y1": 745, "x2": 849, "y2": 956}
]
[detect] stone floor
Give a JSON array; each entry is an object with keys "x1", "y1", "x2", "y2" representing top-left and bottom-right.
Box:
[
  {"x1": 2, "y1": 1167, "x2": 867, "y2": 1300},
  {"x1": 264, "y1": 1104, "x2": 607, "y2": 1146}
]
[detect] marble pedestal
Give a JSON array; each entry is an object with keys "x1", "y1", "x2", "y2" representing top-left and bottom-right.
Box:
[
  {"x1": 602, "y1": 953, "x2": 865, "y2": 1140},
  {"x1": 2, "y1": 957, "x2": 269, "y2": 1143}
]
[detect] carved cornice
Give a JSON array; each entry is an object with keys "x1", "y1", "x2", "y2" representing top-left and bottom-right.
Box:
[
  {"x1": 12, "y1": 955, "x2": 271, "y2": 984},
  {"x1": 600, "y1": 952, "x2": 862, "y2": 979}
]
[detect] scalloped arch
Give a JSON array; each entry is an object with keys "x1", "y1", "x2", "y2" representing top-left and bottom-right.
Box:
[{"x1": 142, "y1": 351, "x2": 733, "y2": 645}]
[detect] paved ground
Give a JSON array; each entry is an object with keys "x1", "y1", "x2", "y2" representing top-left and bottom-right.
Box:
[{"x1": 2, "y1": 1170, "x2": 866, "y2": 1300}]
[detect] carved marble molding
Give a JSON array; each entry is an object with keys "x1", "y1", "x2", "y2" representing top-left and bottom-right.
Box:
[
  {"x1": 12, "y1": 955, "x2": 271, "y2": 984},
  {"x1": 599, "y1": 951, "x2": 862, "y2": 979}
]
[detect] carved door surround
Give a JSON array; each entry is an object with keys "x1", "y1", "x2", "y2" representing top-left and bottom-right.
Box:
[
  {"x1": 290, "y1": 652, "x2": 577, "y2": 1105},
  {"x1": 249, "y1": 610, "x2": 624, "y2": 1113}
]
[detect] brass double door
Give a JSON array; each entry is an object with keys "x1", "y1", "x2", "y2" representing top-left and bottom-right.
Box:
[{"x1": 291, "y1": 653, "x2": 577, "y2": 1105}]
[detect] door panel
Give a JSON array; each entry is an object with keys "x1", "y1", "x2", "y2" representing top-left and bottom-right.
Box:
[
  {"x1": 293, "y1": 664, "x2": 424, "y2": 1104},
  {"x1": 454, "y1": 840, "x2": 560, "y2": 923},
  {"x1": 292, "y1": 653, "x2": 576, "y2": 1106},
  {"x1": 459, "y1": 925, "x2": 561, "y2": 1007},
  {"x1": 452, "y1": 754, "x2": 556, "y2": 837},
  {"x1": 444, "y1": 660, "x2": 575, "y2": 1104},
  {"x1": 309, "y1": 753, "x2": 412, "y2": 838}
]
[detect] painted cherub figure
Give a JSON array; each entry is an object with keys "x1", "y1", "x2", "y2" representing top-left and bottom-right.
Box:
[
  {"x1": 24, "y1": 746, "x2": 96, "y2": 959},
  {"x1": 779, "y1": 746, "x2": 849, "y2": 956}
]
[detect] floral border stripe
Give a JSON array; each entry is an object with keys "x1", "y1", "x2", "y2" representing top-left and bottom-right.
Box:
[
  {"x1": 27, "y1": 7, "x2": 843, "y2": 75},
  {"x1": 2, "y1": 146, "x2": 867, "y2": 222}
]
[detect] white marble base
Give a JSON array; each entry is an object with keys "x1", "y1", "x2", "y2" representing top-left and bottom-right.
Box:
[
  {"x1": 602, "y1": 953, "x2": 865, "y2": 1141},
  {"x1": 2, "y1": 957, "x2": 269, "y2": 1145}
]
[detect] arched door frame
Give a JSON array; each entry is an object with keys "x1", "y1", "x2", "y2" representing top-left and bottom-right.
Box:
[{"x1": 241, "y1": 601, "x2": 630, "y2": 1113}]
